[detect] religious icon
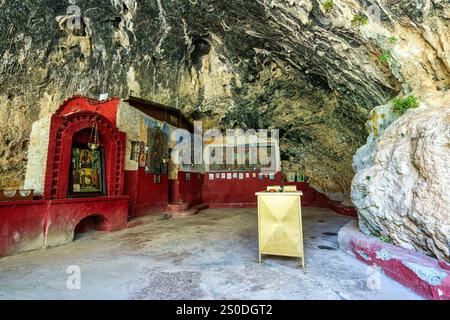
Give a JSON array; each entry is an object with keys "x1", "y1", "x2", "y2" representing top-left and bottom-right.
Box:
[
  {"x1": 233, "y1": 173, "x2": 238, "y2": 179},
  {"x1": 138, "y1": 153, "x2": 147, "y2": 168},
  {"x1": 245, "y1": 173, "x2": 250, "y2": 179},
  {"x1": 227, "y1": 173, "x2": 232, "y2": 180},
  {"x1": 209, "y1": 174, "x2": 215, "y2": 180},
  {"x1": 130, "y1": 141, "x2": 140, "y2": 161},
  {"x1": 215, "y1": 173, "x2": 220, "y2": 179},
  {"x1": 297, "y1": 171, "x2": 305, "y2": 182},
  {"x1": 154, "y1": 174, "x2": 161, "y2": 184},
  {"x1": 221, "y1": 173, "x2": 226, "y2": 179},
  {"x1": 186, "y1": 173, "x2": 191, "y2": 181},
  {"x1": 288, "y1": 172, "x2": 296, "y2": 182},
  {"x1": 252, "y1": 173, "x2": 257, "y2": 178},
  {"x1": 147, "y1": 127, "x2": 168, "y2": 174},
  {"x1": 239, "y1": 173, "x2": 244, "y2": 180},
  {"x1": 70, "y1": 146, "x2": 105, "y2": 196}
]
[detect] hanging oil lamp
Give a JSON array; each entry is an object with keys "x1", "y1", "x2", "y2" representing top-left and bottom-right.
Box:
[{"x1": 88, "y1": 116, "x2": 100, "y2": 151}]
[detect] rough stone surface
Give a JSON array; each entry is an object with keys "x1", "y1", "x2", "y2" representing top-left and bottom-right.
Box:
[
  {"x1": 0, "y1": 1, "x2": 448, "y2": 199},
  {"x1": 352, "y1": 91, "x2": 450, "y2": 262},
  {"x1": 0, "y1": 208, "x2": 421, "y2": 300}
]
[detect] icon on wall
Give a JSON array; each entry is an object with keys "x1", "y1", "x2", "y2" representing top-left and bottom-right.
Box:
[
  {"x1": 233, "y1": 173, "x2": 238, "y2": 179},
  {"x1": 227, "y1": 173, "x2": 232, "y2": 180},
  {"x1": 139, "y1": 153, "x2": 147, "y2": 168},
  {"x1": 216, "y1": 173, "x2": 221, "y2": 179},
  {"x1": 269, "y1": 173, "x2": 275, "y2": 180},
  {"x1": 239, "y1": 173, "x2": 244, "y2": 180},
  {"x1": 209, "y1": 173, "x2": 215, "y2": 180},
  {"x1": 245, "y1": 173, "x2": 250, "y2": 179},
  {"x1": 186, "y1": 173, "x2": 191, "y2": 181},
  {"x1": 70, "y1": 146, "x2": 106, "y2": 196},
  {"x1": 154, "y1": 175, "x2": 161, "y2": 184},
  {"x1": 221, "y1": 173, "x2": 226, "y2": 179},
  {"x1": 288, "y1": 172, "x2": 297, "y2": 182},
  {"x1": 130, "y1": 141, "x2": 140, "y2": 161},
  {"x1": 147, "y1": 127, "x2": 168, "y2": 175},
  {"x1": 252, "y1": 173, "x2": 257, "y2": 178}
]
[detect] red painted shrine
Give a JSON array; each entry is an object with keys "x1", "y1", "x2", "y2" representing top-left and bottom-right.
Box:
[{"x1": 0, "y1": 95, "x2": 356, "y2": 257}]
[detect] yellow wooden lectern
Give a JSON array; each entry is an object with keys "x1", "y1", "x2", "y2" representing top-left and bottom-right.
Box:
[{"x1": 256, "y1": 190, "x2": 305, "y2": 268}]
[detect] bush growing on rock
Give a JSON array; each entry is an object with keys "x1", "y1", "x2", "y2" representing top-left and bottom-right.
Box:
[
  {"x1": 323, "y1": 0, "x2": 334, "y2": 12},
  {"x1": 380, "y1": 52, "x2": 391, "y2": 64},
  {"x1": 351, "y1": 14, "x2": 368, "y2": 27},
  {"x1": 388, "y1": 36, "x2": 398, "y2": 44},
  {"x1": 393, "y1": 95, "x2": 419, "y2": 115}
]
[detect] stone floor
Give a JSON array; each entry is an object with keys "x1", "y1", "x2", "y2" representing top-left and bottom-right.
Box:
[{"x1": 0, "y1": 208, "x2": 421, "y2": 300}]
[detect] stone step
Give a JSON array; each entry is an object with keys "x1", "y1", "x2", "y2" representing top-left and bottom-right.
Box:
[
  {"x1": 168, "y1": 208, "x2": 199, "y2": 219},
  {"x1": 126, "y1": 214, "x2": 168, "y2": 229},
  {"x1": 167, "y1": 203, "x2": 190, "y2": 212}
]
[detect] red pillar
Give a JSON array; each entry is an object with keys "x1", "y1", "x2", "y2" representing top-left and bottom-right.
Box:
[{"x1": 169, "y1": 179, "x2": 181, "y2": 204}]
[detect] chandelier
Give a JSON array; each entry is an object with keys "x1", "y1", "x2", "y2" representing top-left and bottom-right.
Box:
[{"x1": 88, "y1": 116, "x2": 100, "y2": 151}]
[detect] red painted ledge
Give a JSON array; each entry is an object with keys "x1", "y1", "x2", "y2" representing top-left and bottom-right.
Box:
[
  {"x1": 338, "y1": 220, "x2": 450, "y2": 300},
  {"x1": 328, "y1": 201, "x2": 358, "y2": 217}
]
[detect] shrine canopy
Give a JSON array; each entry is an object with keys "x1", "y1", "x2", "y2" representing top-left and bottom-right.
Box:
[{"x1": 124, "y1": 96, "x2": 194, "y2": 133}]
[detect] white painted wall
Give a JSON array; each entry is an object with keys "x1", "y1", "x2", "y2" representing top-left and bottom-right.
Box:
[
  {"x1": 116, "y1": 101, "x2": 140, "y2": 171},
  {"x1": 24, "y1": 116, "x2": 51, "y2": 196}
]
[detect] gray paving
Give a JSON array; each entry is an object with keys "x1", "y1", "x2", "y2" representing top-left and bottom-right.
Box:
[{"x1": 0, "y1": 208, "x2": 421, "y2": 300}]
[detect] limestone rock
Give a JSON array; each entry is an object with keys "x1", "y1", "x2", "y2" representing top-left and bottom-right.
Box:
[
  {"x1": 352, "y1": 91, "x2": 450, "y2": 262},
  {"x1": 0, "y1": 1, "x2": 448, "y2": 200}
]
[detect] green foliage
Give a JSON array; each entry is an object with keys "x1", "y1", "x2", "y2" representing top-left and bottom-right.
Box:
[
  {"x1": 366, "y1": 176, "x2": 371, "y2": 181},
  {"x1": 379, "y1": 235, "x2": 392, "y2": 243},
  {"x1": 393, "y1": 95, "x2": 420, "y2": 115},
  {"x1": 387, "y1": 36, "x2": 397, "y2": 44},
  {"x1": 323, "y1": 0, "x2": 334, "y2": 12},
  {"x1": 380, "y1": 52, "x2": 391, "y2": 64},
  {"x1": 351, "y1": 14, "x2": 368, "y2": 27}
]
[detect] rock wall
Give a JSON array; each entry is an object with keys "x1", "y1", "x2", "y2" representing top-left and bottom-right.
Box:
[
  {"x1": 352, "y1": 91, "x2": 450, "y2": 262},
  {"x1": 0, "y1": 1, "x2": 448, "y2": 200}
]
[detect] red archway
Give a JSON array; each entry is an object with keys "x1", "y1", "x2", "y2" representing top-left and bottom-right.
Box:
[{"x1": 43, "y1": 97, "x2": 126, "y2": 200}]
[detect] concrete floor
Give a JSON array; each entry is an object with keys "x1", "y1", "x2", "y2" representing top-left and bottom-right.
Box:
[{"x1": 0, "y1": 208, "x2": 421, "y2": 300}]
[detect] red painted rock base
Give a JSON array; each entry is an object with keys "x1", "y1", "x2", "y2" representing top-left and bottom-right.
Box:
[
  {"x1": 338, "y1": 220, "x2": 450, "y2": 300},
  {"x1": 0, "y1": 197, "x2": 128, "y2": 258}
]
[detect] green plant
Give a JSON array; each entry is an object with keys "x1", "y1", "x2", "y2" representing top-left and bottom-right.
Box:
[
  {"x1": 323, "y1": 0, "x2": 334, "y2": 12},
  {"x1": 366, "y1": 176, "x2": 371, "y2": 181},
  {"x1": 387, "y1": 36, "x2": 397, "y2": 44},
  {"x1": 393, "y1": 95, "x2": 419, "y2": 115},
  {"x1": 379, "y1": 235, "x2": 392, "y2": 243},
  {"x1": 351, "y1": 14, "x2": 368, "y2": 27},
  {"x1": 380, "y1": 52, "x2": 391, "y2": 64}
]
